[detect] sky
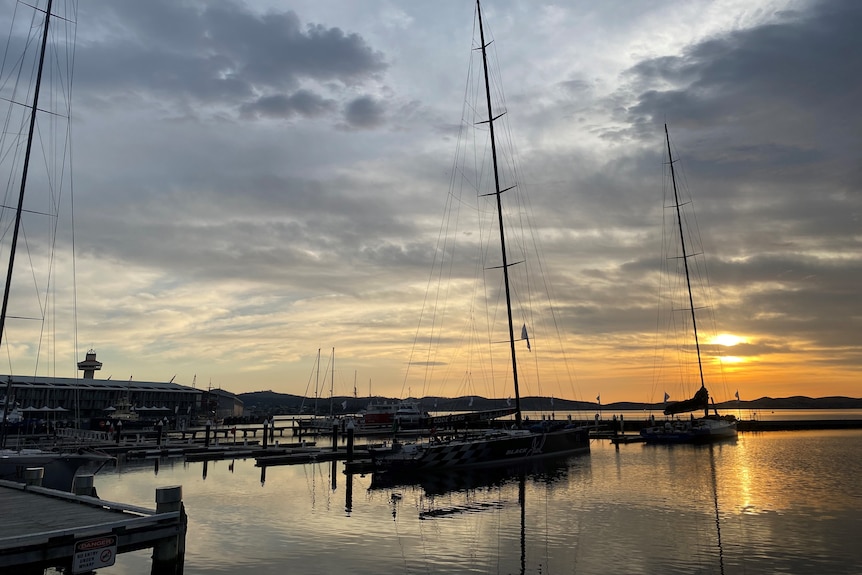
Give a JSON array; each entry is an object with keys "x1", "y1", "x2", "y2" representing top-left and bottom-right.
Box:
[{"x1": 0, "y1": 0, "x2": 859, "y2": 405}]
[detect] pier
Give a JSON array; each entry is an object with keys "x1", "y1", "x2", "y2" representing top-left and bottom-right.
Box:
[{"x1": 0, "y1": 477, "x2": 186, "y2": 574}]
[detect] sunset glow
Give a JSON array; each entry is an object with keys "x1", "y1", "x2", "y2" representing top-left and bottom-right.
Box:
[{"x1": 710, "y1": 334, "x2": 747, "y2": 347}]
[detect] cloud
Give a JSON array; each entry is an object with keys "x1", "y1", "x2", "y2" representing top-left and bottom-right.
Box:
[
  {"x1": 239, "y1": 90, "x2": 337, "y2": 120},
  {"x1": 342, "y1": 95, "x2": 387, "y2": 129},
  {"x1": 76, "y1": 0, "x2": 387, "y2": 119},
  {"x1": 623, "y1": 2, "x2": 862, "y2": 151},
  {"x1": 3, "y1": 0, "x2": 859, "y2": 401}
]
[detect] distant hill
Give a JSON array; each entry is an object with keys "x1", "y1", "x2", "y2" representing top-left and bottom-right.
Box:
[{"x1": 238, "y1": 390, "x2": 862, "y2": 416}]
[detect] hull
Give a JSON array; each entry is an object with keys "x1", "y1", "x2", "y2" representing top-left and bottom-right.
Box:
[
  {"x1": 297, "y1": 417, "x2": 342, "y2": 430},
  {"x1": 361, "y1": 401, "x2": 428, "y2": 428},
  {"x1": 369, "y1": 425, "x2": 590, "y2": 471},
  {"x1": 0, "y1": 449, "x2": 113, "y2": 491},
  {"x1": 640, "y1": 417, "x2": 737, "y2": 444}
]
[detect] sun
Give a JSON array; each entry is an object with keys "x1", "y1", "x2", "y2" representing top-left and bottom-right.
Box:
[{"x1": 710, "y1": 333, "x2": 746, "y2": 347}]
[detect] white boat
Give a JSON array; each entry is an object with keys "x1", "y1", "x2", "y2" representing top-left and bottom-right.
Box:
[
  {"x1": 0, "y1": 2, "x2": 113, "y2": 488},
  {"x1": 640, "y1": 125, "x2": 737, "y2": 444},
  {"x1": 369, "y1": 0, "x2": 590, "y2": 472},
  {"x1": 1, "y1": 397, "x2": 23, "y2": 425},
  {"x1": 360, "y1": 400, "x2": 429, "y2": 430},
  {"x1": 107, "y1": 394, "x2": 140, "y2": 422}
]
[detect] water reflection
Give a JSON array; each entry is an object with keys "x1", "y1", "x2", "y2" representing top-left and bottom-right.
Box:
[
  {"x1": 363, "y1": 458, "x2": 575, "y2": 575},
  {"x1": 366, "y1": 457, "x2": 570, "y2": 496},
  {"x1": 86, "y1": 430, "x2": 862, "y2": 575}
]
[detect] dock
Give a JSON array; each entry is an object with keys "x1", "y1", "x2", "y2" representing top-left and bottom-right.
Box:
[{"x1": 0, "y1": 477, "x2": 186, "y2": 574}]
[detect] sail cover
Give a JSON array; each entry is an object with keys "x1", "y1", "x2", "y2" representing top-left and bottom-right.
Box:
[{"x1": 663, "y1": 386, "x2": 709, "y2": 415}]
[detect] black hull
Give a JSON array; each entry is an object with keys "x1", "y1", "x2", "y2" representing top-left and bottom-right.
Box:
[{"x1": 370, "y1": 425, "x2": 590, "y2": 472}]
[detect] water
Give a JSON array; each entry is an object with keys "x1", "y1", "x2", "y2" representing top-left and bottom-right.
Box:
[
  {"x1": 516, "y1": 408, "x2": 862, "y2": 422},
  {"x1": 88, "y1": 429, "x2": 862, "y2": 574}
]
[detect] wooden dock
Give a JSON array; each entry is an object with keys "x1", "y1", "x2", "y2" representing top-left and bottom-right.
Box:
[{"x1": 0, "y1": 479, "x2": 186, "y2": 574}]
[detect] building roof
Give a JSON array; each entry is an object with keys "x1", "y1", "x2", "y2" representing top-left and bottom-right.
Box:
[{"x1": 1, "y1": 375, "x2": 200, "y2": 394}]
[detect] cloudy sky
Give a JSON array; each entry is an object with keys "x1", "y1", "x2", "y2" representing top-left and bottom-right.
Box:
[{"x1": 1, "y1": 0, "x2": 859, "y2": 405}]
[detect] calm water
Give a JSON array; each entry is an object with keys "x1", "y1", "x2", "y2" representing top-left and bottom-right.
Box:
[
  {"x1": 507, "y1": 408, "x2": 862, "y2": 422},
  {"x1": 88, "y1": 429, "x2": 862, "y2": 574}
]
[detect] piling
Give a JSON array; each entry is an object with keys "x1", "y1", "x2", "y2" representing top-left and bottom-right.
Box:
[
  {"x1": 204, "y1": 422, "x2": 211, "y2": 447},
  {"x1": 151, "y1": 485, "x2": 186, "y2": 575},
  {"x1": 345, "y1": 471, "x2": 353, "y2": 514},
  {"x1": 331, "y1": 423, "x2": 338, "y2": 452},
  {"x1": 262, "y1": 420, "x2": 269, "y2": 449},
  {"x1": 156, "y1": 420, "x2": 164, "y2": 446},
  {"x1": 24, "y1": 468, "x2": 42, "y2": 487},
  {"x1": 346, "y1": 420, "x2": 355, "y2": 461}
]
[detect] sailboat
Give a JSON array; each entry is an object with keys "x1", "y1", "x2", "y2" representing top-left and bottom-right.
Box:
[
  {"x1": 369, "y1": 0, "x2": 590, "y2": 472},
  {"x1": 298, "y1": 348, "x2": 348, "y2": 432},
  {"x1": 0, "y1": 0, "x2": 112, "y2": 489},
  {"x1": 640, "y1": 125, "x2": 737, "y2": 444}
]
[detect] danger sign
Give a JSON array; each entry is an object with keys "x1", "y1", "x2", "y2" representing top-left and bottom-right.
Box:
[{"x1": 72, "y1": 534, "x2": 117, "y2": 573}]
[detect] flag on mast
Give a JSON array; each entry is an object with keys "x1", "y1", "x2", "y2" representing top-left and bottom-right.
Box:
[
  {"x1": 596, "y1": 394, "x2": 601, "y2": 406},
  {"x1": 521, "y1": 324, "x2": 531, "y2": 351},
  {"x1": 664, "y1": 392, "x2": 670, "y2": 403},
  {"x1": 735, "y1": 390, "x2": 740, "y2": 400}
]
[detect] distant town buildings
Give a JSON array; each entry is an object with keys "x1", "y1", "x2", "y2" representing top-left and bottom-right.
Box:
[{"x1": 1, "y1": 350, "x2": 243, "y2": 426}]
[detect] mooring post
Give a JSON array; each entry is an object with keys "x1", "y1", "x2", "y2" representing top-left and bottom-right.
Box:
[
  {"x1": 269, "y1": 417, "x2": 275, "y2": 441},
  {"x1": 152, "y1": 485, "x2": 185, "y2": 575},
  {"x1": 262, "y1": 419, "x2": 269, "y2": 449},
  {"x1": 331, "y1": 422, "x2": 338, "y2": 452},
  {"x1": 156, "y1": 419, "x2": 164, "y2": 446},
  {"x1": 346, "y1": 419, "x2": 355, "y2": 461},
  {"x1": 204, "y1": 422, "x2": 211, "y2": 448},
  {"x1": 73, "y1": 474, "x2": 96, "y2": 497},
  {"x1": 24, "y1": 467, "x2": 43, "y2": 487}
]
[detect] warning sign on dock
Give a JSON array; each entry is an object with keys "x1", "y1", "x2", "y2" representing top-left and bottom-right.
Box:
[{"x1": 72, "y1": 534, "x2": 117, "y2": 573}]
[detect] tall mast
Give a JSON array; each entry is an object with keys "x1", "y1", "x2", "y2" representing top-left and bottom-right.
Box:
[
  {"x1": 0, "y1": 0, "x2": 54, "y2": 352},
  {"x1": 314, "y1": 348, "x2": 320, "y2": 415},
  {"x1": 329, "y1": 347, "x2": 335, "y2": 417},
  {"x1": 476, "y1": 0, "x2": 522, "y2": 427},
  {"x1": 0, "y1": 0, "x2": 54, "y2": 449},
  {"x1": 664, "y1": 124, "x2": 707, "y2": 417}
]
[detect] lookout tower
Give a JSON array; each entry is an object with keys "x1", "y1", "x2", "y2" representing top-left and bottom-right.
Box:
[{"x1": 77, "y1": 349, "x2": 103, "y2": 379}]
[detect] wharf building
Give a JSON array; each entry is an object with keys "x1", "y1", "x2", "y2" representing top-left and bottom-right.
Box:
[{"x1": 1, "y1": 350, "x2": 243, "y2": 427}]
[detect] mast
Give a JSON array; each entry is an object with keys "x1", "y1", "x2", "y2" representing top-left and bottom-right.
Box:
[
  {"x1": 0, "y1": 0, "x2": 54, "y2": 449},
  {"x1": 314, "y1": 348, "x2": 320, "y2": 416},
  {"x1": 664, "y1": 124, "x2": 708, "y2": 418},
  {"x1": 0, "y1": 0, "x2": 54, "y2": 353},
  {"x1": 476, "y1": 0, "x2": 522, "y2": 427},
  {"x1": 329, "y1": 347, "x2": 335, "y2": 417}
]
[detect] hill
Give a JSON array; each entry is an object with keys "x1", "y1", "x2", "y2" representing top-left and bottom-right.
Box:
[{"x1": 237, "y1": 391, "x2": 862, "y2": 417}]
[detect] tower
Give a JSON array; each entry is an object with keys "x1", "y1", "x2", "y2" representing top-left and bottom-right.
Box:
[{"x1": 77, "y1": 349, "x2": 103, "y2": 379}]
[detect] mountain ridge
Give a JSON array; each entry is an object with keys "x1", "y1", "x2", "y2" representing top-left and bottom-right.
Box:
[{"x1": 236, "y1": 390, "x2": 862, "y2": 416}]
